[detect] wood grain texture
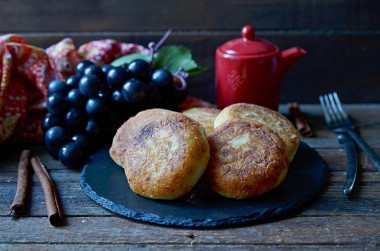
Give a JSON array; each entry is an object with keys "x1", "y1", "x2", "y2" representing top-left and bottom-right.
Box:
[
  {"x1": 0, "y1": 244, "x2": 376, "y2": 251},
  {"x1": 0, "y1": 216, "x2": 379, "y2": 245},
  {"x1": 0, "y1": 0, "x2": 378, "y2": 32}
]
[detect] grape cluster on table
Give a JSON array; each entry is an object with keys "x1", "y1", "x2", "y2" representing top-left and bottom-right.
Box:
[{"x1": 42, "y1": 59, "x2": 188, "y2": 168}]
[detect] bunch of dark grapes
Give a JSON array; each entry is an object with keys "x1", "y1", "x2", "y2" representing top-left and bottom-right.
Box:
[{"x1": 42, "y1": 59, "x2": 188, "y2": 168}]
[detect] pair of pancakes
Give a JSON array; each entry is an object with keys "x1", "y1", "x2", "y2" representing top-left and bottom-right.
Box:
[{"x1": 110, "y1": 103, "x2": 300, "y2": 200}]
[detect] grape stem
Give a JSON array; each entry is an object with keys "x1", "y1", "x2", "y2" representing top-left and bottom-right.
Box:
[
  {"x1": 172, "y1": 67, "x2": 188, "y2": 91},
  {"x1": 148, "y1": 28, "x2": 172, "y2": 61}
]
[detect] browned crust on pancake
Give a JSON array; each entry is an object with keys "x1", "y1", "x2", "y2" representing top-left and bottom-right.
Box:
[
  {"x1": 182, "y1": 107, "x2": 221, "y2": 135},
  {"x1": 214, "y1": 103, "x2": 300, "y2": 162},
  {"x1": 205, "y1": 119, "x2": 289, "y2": 199},
  {"x1": 124, "y1": 113, "x2": 210, "y2": 200},
  {"x1": 109, "y1": 109, "x2": 177, "y2": 167}
]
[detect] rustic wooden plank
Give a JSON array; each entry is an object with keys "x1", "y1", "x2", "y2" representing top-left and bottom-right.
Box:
[
  {"x1": 0, "y1": 144, "x2": 65, "y2": 170},
  {"x1": 316, "y1": 149, "x2": 380, "y2": 171},
  {"x1": 1, "y1": 180, "x2": 379, "y2": 217},
  {"x1": 1, "y1": 182, "x2": 112, "y2": 216},
  {"x1": 0, "y1": 243, "x2": 374, "y2": 250},
  {"x1": 0, "y1": 0, "x2": 378, "y2": 32},
  {"x1": 328, "y1": 171, "x2": 380, "y2": 183},
  {"x1": 302, "y1": 138, "x2": 380, "y2": 150},
  {"x1": 0, "y1": 170, "x2": 81, "y2": 183},
  {"x1": 281, "y1": 104, "x2": 380, "y2": 127},
  {"x1": 0, "y1": 216, "x2": 379, "y2": 245}
]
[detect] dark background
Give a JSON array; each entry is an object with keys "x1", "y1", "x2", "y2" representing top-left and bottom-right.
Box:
[{"x1": 0, "y1": 0, "x2": 379, "y2": 104}]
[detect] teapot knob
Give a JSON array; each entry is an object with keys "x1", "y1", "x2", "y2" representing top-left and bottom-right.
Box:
[{"x1": 242, "y1": 25, "x2": 255, "y2": 40}]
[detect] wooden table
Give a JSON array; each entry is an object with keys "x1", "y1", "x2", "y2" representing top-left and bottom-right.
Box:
[{"x1": 1, "y1": 104, "x2": 379, "y2": 250}]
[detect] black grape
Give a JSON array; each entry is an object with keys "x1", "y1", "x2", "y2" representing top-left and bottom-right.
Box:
[
  {"x1": 67, "y1": 88, "x2": 87, "y2": 108},
  {"x1": 47, "y1": 93, "x2": 69, "y2": 115},
  {"x1": 58, "y1": 142, "x2": 84, "y2": 168},
  {"x1": 107, "y1": 67, "x2": 130, "y2": 88},
  {"x1": 127, "y1": 59, "x2": 151, "y2": 80},
  {"x1": 86, "y1": 97, "x2": 108, "y2": 118},
  {"x1": 101, "y1": 64, "x2": 113, "y2": 75},
  {"x1": 84, "y1": 64, "x2": 106, "y2": 82},
  {"x1": 151, "y1": 69, "x2": 174, "y2": 91},
  {"x1": 79, "y1": 74, "x2": 102, "y2": 98},
  {"x1": 44, "y1": 126, "x2": 67, "y2": 158},
  {"x1": 121, "y1": 78, "x2": 147, "y2": 104},
  {"x1": 66, "y1": 75, "x2": 80, "y2": 89},
  {"x1": 76, "y1": 60, "x2": 94, "y2": 77},
  {"x1": 85, "y1": 119, "x2": 103, "y2": 135},
  {"x1": 65, "y1": 108, "x2": 86, "y2": 129},
  {"x1": 48, "y1": 80, "x2": 69, "y2": 95},
  {"x1": 41, "y1": 114, "x2": 62, "y2": 133}
]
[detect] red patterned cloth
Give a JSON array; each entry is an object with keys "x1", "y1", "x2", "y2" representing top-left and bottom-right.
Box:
[
  {"x1": 45, "y1": 38, "x2": 81, "y2": 80},
  {"x1": 77, "y1": 39, "x2": 148, "y2": 66},
  {"x1": 46, "y1": 38, "x2": 148, "y2": 80},
  {"x1": 0, "y1": 34, "x2": 54, "y2": 145}
]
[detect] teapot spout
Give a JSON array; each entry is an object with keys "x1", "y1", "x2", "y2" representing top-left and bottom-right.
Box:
[{"x1": 278, "y1": 47, "x2": 307, "y2": 83}]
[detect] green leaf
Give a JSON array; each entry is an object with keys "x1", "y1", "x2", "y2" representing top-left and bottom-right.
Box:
[
  {"x1": 153, "y1": 46, "x2": 207, "y2": 75},
  {"x1": 110, "y1": 45, "x2": 207, "y2": 77},
  {"x1": 186, "y1": 66, "x2": 208, "y2": 76},
  {"x1": 111, "y1": 53, "x2": 151, "y2": 67}
]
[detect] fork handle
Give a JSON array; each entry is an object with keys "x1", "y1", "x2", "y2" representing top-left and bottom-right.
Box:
[{"x1": 345, "y1": 128, "x2": 380, "y2": 172}]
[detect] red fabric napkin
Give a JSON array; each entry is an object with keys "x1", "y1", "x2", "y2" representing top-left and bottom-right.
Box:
[{"x1": 0, "y1": 34, "x2": 54, "y2": 145}]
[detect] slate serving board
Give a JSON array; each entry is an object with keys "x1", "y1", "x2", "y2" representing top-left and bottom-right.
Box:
[{"x1": 80, "y1": 142, "x2": 327, "y2": 228}]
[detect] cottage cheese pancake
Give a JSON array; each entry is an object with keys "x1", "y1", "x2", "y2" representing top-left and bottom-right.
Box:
[
  {"x1": 214, "y1": 103, "x2": 300, "y2": 162},
  {"x1": 205, "y1": 120, "x2": 289, "y2": 199},
  {"x1": 124, "y1": 114, "x2": 210, "y2": 200},
  {"x1": 110, "y1": 108, "x2": 178, "y2": 167},
  {"x1": 182, "y1": 107, "x2": 221, "y2": 135}
]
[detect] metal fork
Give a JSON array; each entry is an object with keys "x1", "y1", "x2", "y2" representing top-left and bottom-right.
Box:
[{"x1": 320, "y1": 92, "x2": 380, "y2": 172}]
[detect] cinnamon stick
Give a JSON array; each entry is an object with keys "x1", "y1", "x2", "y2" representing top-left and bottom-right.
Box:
[
  {"x1": 8, "y1": 150, "x2": 31, "y2": 215},
  {"x1": 30, "y1": 157, "x2": 63, "y2": 226},
  {"x1": 288, "y1": 102, "x2": 314, "y2": 137}
]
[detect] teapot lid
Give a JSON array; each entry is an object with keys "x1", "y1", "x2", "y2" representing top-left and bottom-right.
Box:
[{"x1": 219, "y1": 25, "x2": 277, "y2": 56}]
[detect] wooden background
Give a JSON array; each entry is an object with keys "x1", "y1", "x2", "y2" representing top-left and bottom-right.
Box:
[{"x1": 0, "y1": 0, "x2": 379, "y2": 104}]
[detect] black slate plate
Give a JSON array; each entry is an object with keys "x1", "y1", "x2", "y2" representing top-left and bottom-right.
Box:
[{"x1": 80, "y1": 142, "x2": 326, "y2": 228}]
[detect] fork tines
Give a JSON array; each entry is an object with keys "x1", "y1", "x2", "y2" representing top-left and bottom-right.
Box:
[{"x1": 319, "y1": 92, "x2": 349, "y2": 125}]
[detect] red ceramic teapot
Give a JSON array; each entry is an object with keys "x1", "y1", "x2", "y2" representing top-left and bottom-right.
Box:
[{"x1": 215, "y1": 25, "x2": 306, "y2": 110}]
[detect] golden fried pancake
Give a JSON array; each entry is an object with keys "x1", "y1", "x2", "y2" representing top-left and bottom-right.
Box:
[
  {"x1": 214, "y1": 103, "x2": 300, "y2": 162},
  {"x1": 182, "y1": 107, "x2": 221, "y2": 135},
  {"x1": 205, "y1": 120, "x2": 289, "y2": 199},
  {"x1": 110, "y1": 108, "x2": 177, "y2": 167},
  {"x1": 124, "y1": 114, "x2": 210, "y2": 200}
]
